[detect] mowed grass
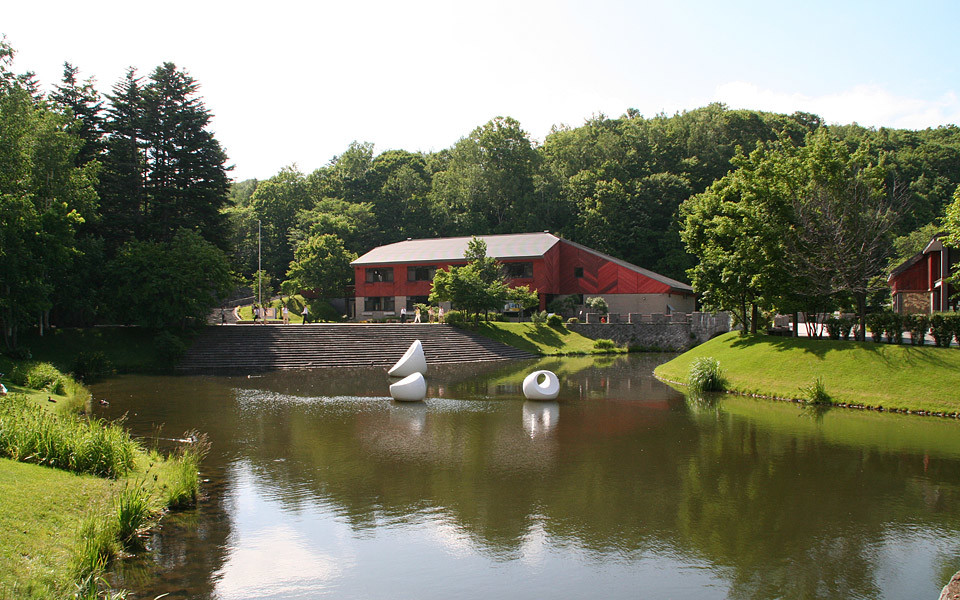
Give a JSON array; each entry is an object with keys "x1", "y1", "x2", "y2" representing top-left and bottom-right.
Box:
[
  {"x1": 654, "y1": 331, "x2": 960, "y2": 414},
  {"x1": 475, "y1": 322, "x2": 619, "y2": 355},
  {"x1": 0, "y1": 458, "x2": 116, "y2": 598}
]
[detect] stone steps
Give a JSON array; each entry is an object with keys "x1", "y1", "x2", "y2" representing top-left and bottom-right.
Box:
[{"x1": 177, "y1": 324, "x2": 535, "y2": 373}]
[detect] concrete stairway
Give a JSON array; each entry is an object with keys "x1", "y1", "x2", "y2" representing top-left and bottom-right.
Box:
[{"x1": 176, "y1": 324, "x2": 536, "y2": 373}]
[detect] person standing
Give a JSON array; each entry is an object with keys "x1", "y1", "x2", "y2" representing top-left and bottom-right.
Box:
[
  {"x1": 301, "y1": 304, "x2": 309, "y2": 324},
  {"x1": 400, "y1": 306, "x2": 407, "y2": 323},
  {"x1": 438, "y1": 306, "x2": 444, "y2": 324},
  {"x1": 282, "y1": 306, "x2": 289, "y2": 324},
  {"x1": 253, "y1": 305, "x2": 260, "y2": 324}
]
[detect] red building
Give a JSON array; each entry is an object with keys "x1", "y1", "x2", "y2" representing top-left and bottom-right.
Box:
[
  {"x1": 888, "y1": 236, "x2": 959, "y2": 314},
  {"x1": 350, "y1": 232, "x2": 695, "y2": 319}
]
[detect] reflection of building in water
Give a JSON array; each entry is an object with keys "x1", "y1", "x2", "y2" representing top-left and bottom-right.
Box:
[{"x1": 523, "y1": 401, "x2": 559, "y2": 438}]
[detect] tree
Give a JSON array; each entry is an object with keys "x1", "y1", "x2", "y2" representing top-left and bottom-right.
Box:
[
  {"x1": 109, "y1": 229, "x2": 232, "y2": 328},
  {"x1": 430, "y1": 237, "x2": 510, "y2": 325},
  {"x1": 48, "y1": 62, "x2": 103, "y2": 167},
  {"x1": 283, "y1": 233, "x2": 357, "y2": 299}
]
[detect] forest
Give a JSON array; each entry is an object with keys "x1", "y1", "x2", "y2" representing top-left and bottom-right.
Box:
[{"x1": 3, "y1": 38, "x2": 960, "y2": 349}]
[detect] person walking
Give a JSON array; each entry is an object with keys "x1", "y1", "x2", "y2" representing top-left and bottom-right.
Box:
[
  {"x1": 301, "y1": 304, "x2": 309, "y2": 324},
  {"x1": 253, "y1": 305, "x2": 260, "y2": 324},
  {"x1": 414, "y1": 307, "x2": 421, "y2": 323},
  {"x1": 438, "y1": 306, "x2": 444, "y2": 324},
  {"x1": 282, "y1": 306, "x2": 289, "y2": 324}
]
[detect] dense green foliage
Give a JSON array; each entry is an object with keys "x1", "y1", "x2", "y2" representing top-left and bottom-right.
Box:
[{"x1": 687, "y1": 357, "x2": 726, "y2": 394}]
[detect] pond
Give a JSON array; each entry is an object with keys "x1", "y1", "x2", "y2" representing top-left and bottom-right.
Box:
[{"x1": 91, "y1": 354, "x2": 960, "y2": 600}]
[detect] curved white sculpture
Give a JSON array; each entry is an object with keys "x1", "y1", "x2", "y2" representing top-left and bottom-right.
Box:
[
  {"x1": 389, "y1": 372, "x2": 427, "y2": 402},
  {"x1": 522, "y1": 370, "x2": 560, "y2": 400},
  {"x1": 388, "y1": 339, "x2": 428, "y2": 377}
]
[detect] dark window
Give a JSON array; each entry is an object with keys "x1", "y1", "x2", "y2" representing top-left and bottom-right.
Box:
[
  {"x1": 365, "y1": 267, "x2": 394, "y2": 283},
  {"x1": 504, "y1": 262, "x2": 534, "y2": 279},
  {"x1": 406, "y1": 296, "x2": 430, "y2": 310},
  {"x1": 364, "y1": 296, "x2": 396, "y2": 311},
  {"x1": 407, "y1": 266, "x2": 437, "y2": 282},
  {"x1": 574, "y1": 267, "x2": 584, "y2": 278}
]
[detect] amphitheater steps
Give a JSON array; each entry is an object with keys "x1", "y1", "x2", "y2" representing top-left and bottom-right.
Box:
[{"x1": 176, "y1": 324, "x2": 535, "y2": 373}]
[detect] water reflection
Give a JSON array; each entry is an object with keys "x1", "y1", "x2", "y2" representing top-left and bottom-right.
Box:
[{"x1": 91, "y1": 354, "x2": 960, "y2": 599}]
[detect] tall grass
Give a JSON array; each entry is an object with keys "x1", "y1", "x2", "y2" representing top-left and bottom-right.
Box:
[
  {"x1": 115, "y1": 484, "x2": 152, "y2": 551},
  {"x1": 69, "y1": 514, "x2": 118, "y2": 598},
  {"x1": 687, "y1": 357, "x2": 726, "y2": 394},
  {"x1": 0, "y1": 395, "x2": 138, "y2": 478},
  {"x1": 163, "y1": 432, "x2": 210, "y2": 508}
]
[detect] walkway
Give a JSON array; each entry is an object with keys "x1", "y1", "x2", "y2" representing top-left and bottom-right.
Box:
[{"x1": 177, "y1": 323, "x2": 536, "y2": 373}]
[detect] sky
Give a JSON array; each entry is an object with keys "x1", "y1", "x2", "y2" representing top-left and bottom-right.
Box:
[{"x1": 5, "y1": 0, "x2": 960, "y2": 182}]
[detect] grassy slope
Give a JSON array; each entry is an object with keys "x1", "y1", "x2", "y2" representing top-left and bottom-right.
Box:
[
  {"x1": 474, "y1": 322, "x2": 617, "y2": 355},
  {"x1": 655, "y1": 331, "x2": 960, "y2": 414},
  {"x1": 0, "y1": 459, "x2": 116, "y2": 598}
]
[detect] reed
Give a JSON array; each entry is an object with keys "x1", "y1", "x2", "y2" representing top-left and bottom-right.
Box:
[
  {"x1": 0, "y1": 395, "x2": 138, "y2": 478},
  {"x1": 115, "y1": 484, "x2": 152, "y2": 551},
  {"x1": 687, "y1": 357, "x2": 726, "y2": 394},
  {"x1": 163, "y1": 432, "x2": 210, "y2": 509}
]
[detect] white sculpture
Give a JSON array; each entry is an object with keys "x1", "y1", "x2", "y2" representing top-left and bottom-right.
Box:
[
  {"x1": 388, "y1": 339, "x2": 428, "y2": 377},
  {"x1": 522, "y1": 370, "x2": 560, "y2": 400},
  {"x1": 389, "y1": 372, "x2": 427, "y2": 402}
]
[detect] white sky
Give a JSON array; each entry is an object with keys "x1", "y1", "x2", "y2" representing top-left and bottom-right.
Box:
[{"x1": 6, "y1": 0, "x2": 960, "y2": 181}]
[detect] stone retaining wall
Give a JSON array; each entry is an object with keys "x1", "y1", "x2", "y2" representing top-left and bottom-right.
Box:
[{"x1": 567, "y1": 312, "x2": 730, "y2": 351}]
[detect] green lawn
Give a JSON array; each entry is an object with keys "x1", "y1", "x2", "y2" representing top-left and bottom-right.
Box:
[
  {"x1": 654, "y1": 331, "x2": 960, "y2": 414},
  {"x1": 474, "y1": 321, "x2": 623, "y2": 355},
  {"x1": 0, "y1": 459, "x2": 117, "y2": 599}
]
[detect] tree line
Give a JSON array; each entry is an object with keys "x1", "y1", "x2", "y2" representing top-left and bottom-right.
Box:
[{"x1": 3, "y1": 36, "x2": 960, "y2": 349}]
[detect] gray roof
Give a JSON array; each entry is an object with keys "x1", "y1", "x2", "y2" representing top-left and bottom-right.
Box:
[
  {"x1": 352, "y1": 233, "x2": 561, "y2": 265},
  {"x1": 352, "y1": 232, "x2": 693, "y2": 293}
]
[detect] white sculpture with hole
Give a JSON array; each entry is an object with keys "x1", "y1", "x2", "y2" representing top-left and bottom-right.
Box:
[
  {"x1": 522, "y1": 370, "x2": 560, "y2": 400},
  {"x1": 388, "y1": 339, "x2": 428, "y2": 377},
  {"x1": 389, "y1": 372, "x2": 427, "y2": 402}
]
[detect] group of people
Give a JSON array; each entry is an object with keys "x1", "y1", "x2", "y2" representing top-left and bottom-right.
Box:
[
  {"x1": 250, "y1": 304, "x2": 310, "y2": 324},
  {"x1": 400, "y1": 306, "x2": 444, "y2": 324}
]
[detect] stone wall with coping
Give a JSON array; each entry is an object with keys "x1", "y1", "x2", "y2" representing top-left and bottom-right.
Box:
[{"x1": 567, "y1": 312, "x2": 730, "y2": 351}]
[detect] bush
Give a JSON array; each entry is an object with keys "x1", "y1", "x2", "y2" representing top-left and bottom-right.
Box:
[
  {"x1": 904, "y1": 314, "x2": 929, "y2": 345},
  {"x1": 585, "y1": 296, "x2": 608, "y2": 314},
  {"x1": 883, "y1": 312, "x2": 903, "y2": 344},
  {"x1": 839, "y1": 316, "x2": 856, "y2": 341},
  {"x1": 825, "y1": 316, "x2": 842, "y2": 340},
  {"x1": 530, "y1": 310, "x2": 548, "y2": 326},
  {"x1": 929, "y1": 313, "x2": 955, "y2": 348},
  {"x1": 443, "y1": 309, "x2": 467, "y2": 326},
  {"x1": 547, "y1": 314, "x2": 564, "y2": 328},
  {"x1": 593, "y1": 338, "x2": 617, "y2": 351},
  {"x1": 9, "y1": 361, "x2": 68, "y2": 394},
  {"x1": 73, "y1": 351, "x2": 113, "y2": 383},
  {"x1": 865, "y1": 313, "x2": 886, "y2": 342},
  {"x1": 154, "y1": 331, "x2": 187, "y2": 366},
  {"x1": 687, "y1": 357, "x2": 725, "y2": 394},
  {"x1": 567, "y1": 317, "x2": 580, "y2": 325}
]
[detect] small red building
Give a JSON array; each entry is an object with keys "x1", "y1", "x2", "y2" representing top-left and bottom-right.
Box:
[
  {"x1": 350, "y1": 232, "x2": 695, "y2": 319},
  {"x1": 888, "y1": 237, "x2": 958, "y2": 314}
]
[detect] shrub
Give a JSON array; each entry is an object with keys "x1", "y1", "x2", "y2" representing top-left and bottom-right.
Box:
[
  {"x1": 883, "y1": 312, "x2": 903, "y2": 344},
  {"x1": 904, "y1": 314, "x2": 929, "y2": 345},
  {"x1": 930, "y1": 313, "x2": 954, "y2": 348},
  {"x1": 865, "y1": 313, "x2": 886, "y2": 342},
  {"x1": 800, "y1": 376, "x2": 831, "y2": 405},
  {"x1": 73, "y1": 351, "x2": 113, "y2": 383},
  {"x1": 825, "y1": 316, "x2": 842, "y2": 340},
  {"x1": 547, "y1": 314, "x2": 564, "y2": 328},
  {"x1": 9, "y1": 361, "x2": 68, "y2": 394},
  {"x1": 593, "y1": 338, "x2": 617, "y2": 351},
  {"x1": 530, "y1": 310, "x2": 548, "y2": 326},
  {"x1": 567, "y1": 317, "x2": 580, "y2": 325},
  {"x1": 154, "y1": 331, "x2": 187, "y2": 366},
  {"x1": 839, "y1": 316, "x2": 856, "y2": 341},
  {"x1": 687, "y1": 357, "x2": 725, "y2": 394},
  {"x1": 443, "y1": 309, "x2": 467, "y2": 326},
  {"x1": 585, "y1": 296, "x2": 608, "y2": 314}
]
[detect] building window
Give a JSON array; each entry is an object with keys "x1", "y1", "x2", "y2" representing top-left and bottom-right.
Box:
[
  {"x1": 407, "y1": 266, "x2": 437, "y2": 282},
  {"x1": 574, "y1": 267, "x2": 584, "y2": 278},
  {"x1": 364, "y1": 296, "x2": 395, "y2": 312},
  {"x1": 406, "y1": 296, "x2": 430, "y2": 310},
  {"x1": 504, "y1": 262, "x2": 533, "y2": 279},
  {"x1": 365, "y1": 267, "x2": 394, "y2": 283}
]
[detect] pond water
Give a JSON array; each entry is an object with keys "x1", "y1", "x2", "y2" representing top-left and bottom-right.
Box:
[{"x1": 91, "y1": 354, "x2": 960, "y2": 600}]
